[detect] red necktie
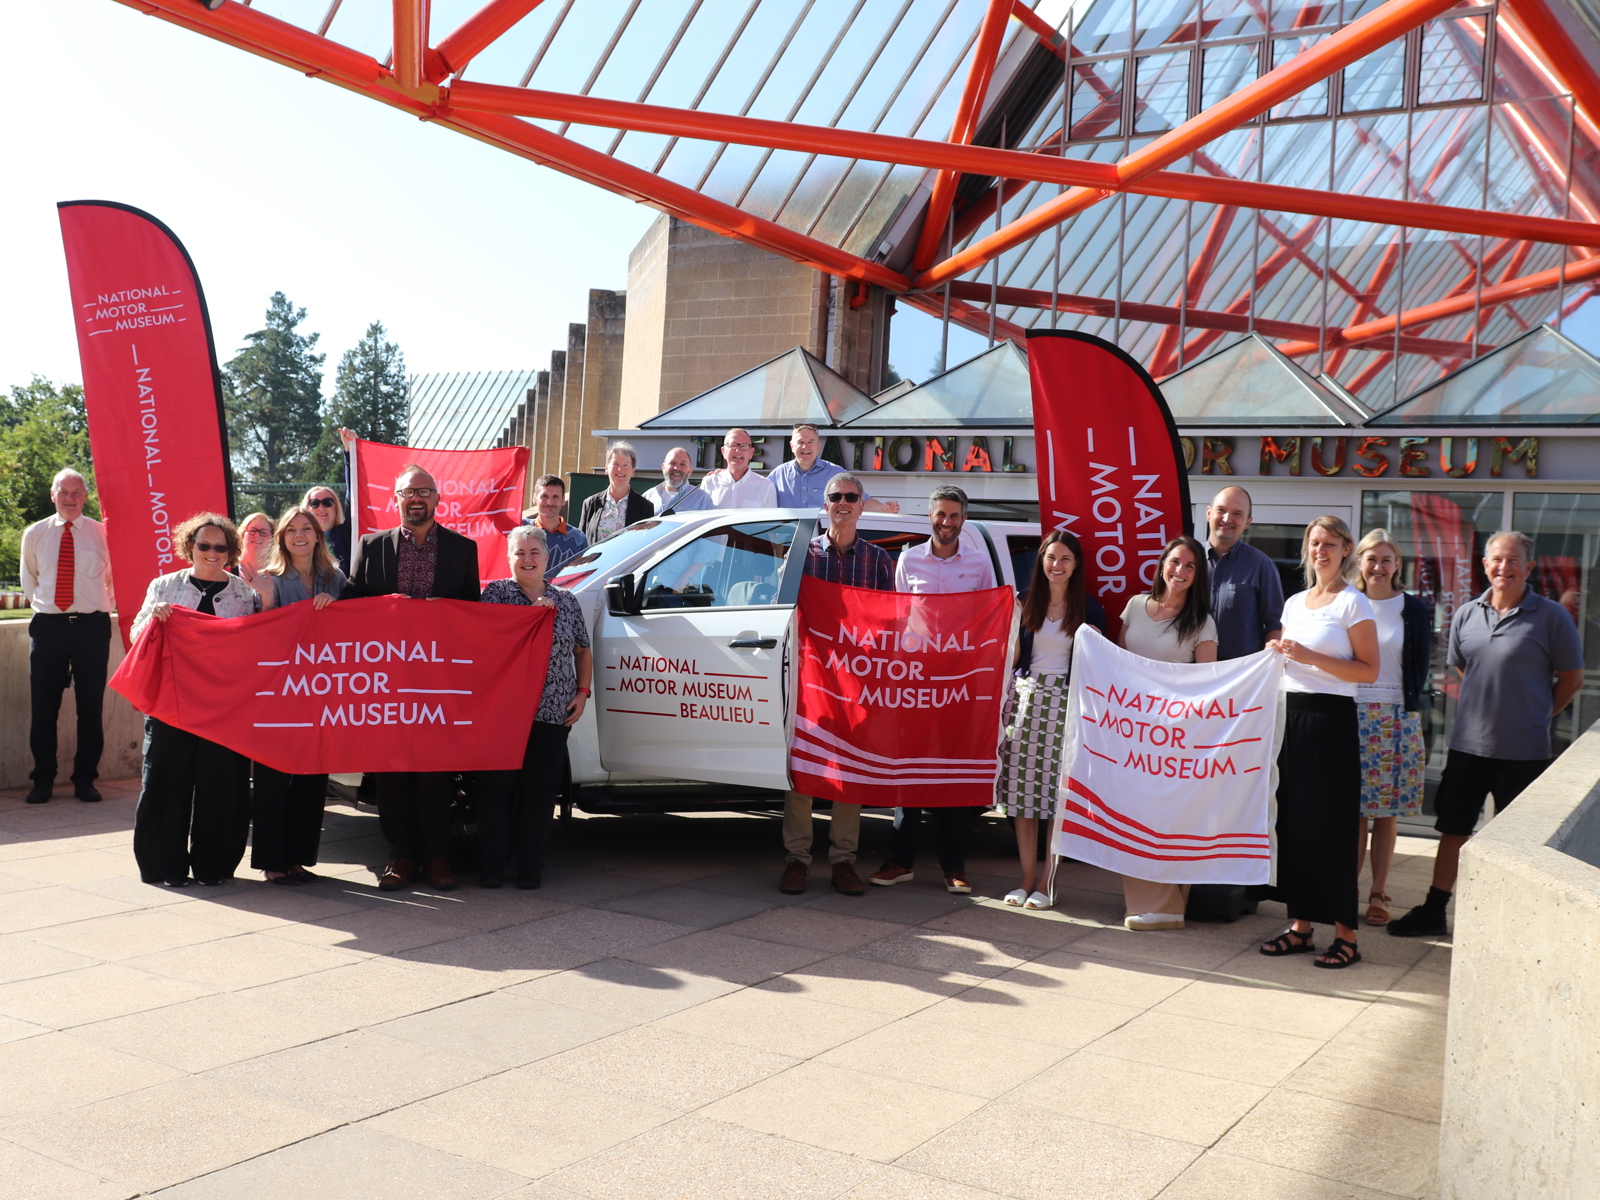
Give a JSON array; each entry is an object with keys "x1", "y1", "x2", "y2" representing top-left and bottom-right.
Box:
[{"x1": 54, "y1": 521, "x2": 76, "y2": 611}]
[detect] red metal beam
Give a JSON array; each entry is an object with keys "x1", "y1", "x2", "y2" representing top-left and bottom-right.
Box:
[
  {"x1": 434, "y1": 0, "x2": 549, "y2": 77},
  {"x1": 898, "y1": 290, "x2": 1029, "y2": 347},
  {"x1": 441, "y1": 82, "x2": 1600, "y2": 253},
  {"x1": 1346, "y1": 351, "x2": 1396, "y2": 395},
  {"x1": 1502, "y1": 0, "x2": 1600, "y2": 132},
  {"x1": 1009, "y1": 1, "x2": 1065, "y2": 60},
  {"x1": 392, "y1": 0, "x2": 427, "y2": 91},
  {"x1": 911, "y1": 0, "x2": 1014, "y2": 273}
]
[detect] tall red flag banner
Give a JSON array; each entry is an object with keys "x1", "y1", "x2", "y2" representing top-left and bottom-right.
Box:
[
  {"x1": 789, "y1": 577, "x2": 1013, "y2": 807},
  {"x1": 109, "y1": 597, "x2": 553, "y2": 774},
  {"x1": 351, "y1": 438, "x2": 528, "y2": 581},
  {"x1": 1053, "y1": 628, "x2": 1283, "y2": 885},
  {"x1": 58, "y1": 201, "x2": 233, "y2": 648},
  {"x1": 1027, "y1": 330, "x2": 1192, "y2": 638}
]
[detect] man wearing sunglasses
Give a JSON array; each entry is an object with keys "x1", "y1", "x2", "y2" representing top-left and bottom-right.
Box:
[
  {"x1": 342, "y1": 464, "x2": 481, "y2": 893},
  {"x1": 700, "y1": 427, "x2": 778, "y2": 509},
  {"x1": 872, "y1": 485, "x2": 995, "y2": 895},
  {"x1": 780, "y1": 473, "x2": 894, "y2": 897}
]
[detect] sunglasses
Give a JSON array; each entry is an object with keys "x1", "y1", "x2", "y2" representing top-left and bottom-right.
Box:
[
  {"x1": 827, "y1": 492, "x2": 861, "y2": 504},
  {"x1": 306, "y1": 497, "x2": 336, "y2": 509},
  {"x1": 194, "y1": 541, "x2": 229, "y2": 554}
]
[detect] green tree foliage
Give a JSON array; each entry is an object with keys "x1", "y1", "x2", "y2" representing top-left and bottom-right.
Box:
[
  {"x1": 308, "y1": 320, "x2": 407, "y2": 482},
  {"x1": 0, "y1": 378, "x2": 98, "y2": 580},
  {"x1": 225, "y1": 292, "x2": 325, "y2": 514}
]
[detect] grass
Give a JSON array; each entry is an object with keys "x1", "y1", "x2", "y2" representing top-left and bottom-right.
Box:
[{"x1": 0, "y1": 608, "x2": 33, "y2": 621}]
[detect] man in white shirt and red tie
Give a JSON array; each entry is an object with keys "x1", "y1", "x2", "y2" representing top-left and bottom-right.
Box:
[{"x1": 21, "y1": 469, "x2": 115, "y2": 804}]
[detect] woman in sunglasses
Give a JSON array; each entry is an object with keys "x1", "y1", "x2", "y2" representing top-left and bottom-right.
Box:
[
  {"x1": 242, "y1": 506, "x2": 347, "y2": 884},
  {"x1": 300, "y1": 485, "x2": 350, "y2": 574},
  {"x1": 130, "y1": 512, "x2": 262, "y2": 889}
]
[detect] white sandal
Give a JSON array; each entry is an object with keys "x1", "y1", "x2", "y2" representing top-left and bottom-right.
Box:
[
  {"x1": 1003, "y1": 888, "x2": 1028, "y2": 906},
  {"x1": 1023, "y1": 891, "x2": 1053, "y2": 910}
]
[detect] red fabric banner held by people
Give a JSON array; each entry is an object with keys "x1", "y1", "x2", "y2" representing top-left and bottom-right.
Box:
[
  {"x1": 57, "y1": 202, "x2": 233, "y2": 648},
  {"x1": 1027, "y1": 330, "x2": 1192, "y2": 639},
  {"x1": 790, "y1": 576, "x2": 1012, "y2": 807},
  {"x1": 352, "y1": 438, "x2": 529, "y2": 582},
  {"x1": 109, "y1": 597, "x2": 553, "y2": 774}
]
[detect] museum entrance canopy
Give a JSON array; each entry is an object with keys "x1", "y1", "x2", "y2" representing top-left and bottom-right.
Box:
[{"x1": 121, "y1": 0, "x2": 1600, "y2": 411}]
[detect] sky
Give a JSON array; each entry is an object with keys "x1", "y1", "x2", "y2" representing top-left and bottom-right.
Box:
[{"x1": 0, "y1": 1, "x2": 658, "y2": 393}]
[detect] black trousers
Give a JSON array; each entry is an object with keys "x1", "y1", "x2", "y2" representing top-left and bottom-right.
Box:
[
  {"x1": 376, "y1": 771, "x2": 455, "y2": 862},
  {"x1": 134, "y1": 717, "x2": 250, "y2": 883},
  {"x1": 474, "y1": 722, "x2": 569, "y2": 878},
  {"x1": 888, "y1": 806, "x2": 982, "y2": 874},
  {"x1": 250, "y1": 765, "x2": 327, "y2": 871},
  {"x1": 1276, "y1": 692, "x2": 1360, "y2": 929},
  {"x1": 28, "y1": 611, "x2": 111, "y2": 786}
]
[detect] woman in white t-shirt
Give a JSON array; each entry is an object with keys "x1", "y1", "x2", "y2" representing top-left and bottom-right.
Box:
[
  {"x1": 1262, "y1": 516, "x2": 1379, "y2": 969},
  {"x1": 1116, "y1": 536, "x2": 1219, "y2": 931}
]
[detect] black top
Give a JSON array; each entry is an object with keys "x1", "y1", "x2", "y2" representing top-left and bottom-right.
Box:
[
  {"x1": 189, "y1": 575, "x2": 229, "y2": 616},
  {"x1": 1399, "y1": 590, "x2": 1436, "y2": 713},
  {"x1": 341, "y1": 523, "x2": 481, "y2": 602},
  {"x1": 578, "y1": 489, "x2": 655, "y2": 545}
]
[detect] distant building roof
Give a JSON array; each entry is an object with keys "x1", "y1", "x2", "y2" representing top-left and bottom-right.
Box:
[
  {"x1": 1370, "y1": 326, "x2": 1600, "y2": 426},
  {"x1": 408, "y1": 370, "x2": 541, "y2": 450},
  {"x1": 1160, "y1": 335, "x2": 1368, "y2": 427},
  {"x1": 845, "y1": 342, "x2": 1030, "y2": 427},
  {"x1": 640, "y1": 348, "x2": 875, "y2": 429}
]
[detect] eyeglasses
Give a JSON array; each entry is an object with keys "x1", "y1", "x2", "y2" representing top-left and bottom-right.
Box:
[
  {"x1": 826, "y1": 492, "x2": 861, "y2": 504},
  {"x1": 396, "y1": 488, "x2": 436, "y2": 499},
  {"x1": 306, "y1": 497, "x2": 336, "y2": 509},
  {"x1": 194, "y1": 541, "x2": 229, "y2": 554},
  {"x1": 244, "y1": 529, "x2": 272, "y2": 539},
  {"x1": 725, "y1": 442, "x2": 753, "y2": 451}
]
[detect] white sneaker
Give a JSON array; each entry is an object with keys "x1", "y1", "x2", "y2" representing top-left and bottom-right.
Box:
[{"x1": 1125, "y1": 912, "x2": 1185, "y2": 931}]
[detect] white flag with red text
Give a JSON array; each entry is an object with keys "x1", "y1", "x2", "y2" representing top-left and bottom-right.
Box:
[{"x1": 1054, "y1": 627, "x2": 1284, "y2": 885}]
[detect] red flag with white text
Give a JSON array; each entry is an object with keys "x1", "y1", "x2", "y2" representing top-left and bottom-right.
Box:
[
  {"x1": 109, "y1": 597, "x2": 553, "y2": 773},
  {"x1": 789, "y1": 577, "x2": 1012, "y2": 807},
  {"x1": 1027, "y1": 331, "x2": 1191, "y2": 638},
  {"x1": 352, "y1": 438, "x2": 528, "y2": 581},
  {"x1": 57, "y1": 201, "x2": 233, "y2": 648}
]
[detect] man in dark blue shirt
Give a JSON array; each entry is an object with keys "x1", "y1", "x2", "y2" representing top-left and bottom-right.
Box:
[{"x1": 1204, "y1": 485, "x2": 1284, "y2": 660}]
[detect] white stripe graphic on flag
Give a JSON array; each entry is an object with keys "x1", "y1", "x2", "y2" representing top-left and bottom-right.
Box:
[
  {"x1": 791, "y1": 735, "x2": 996, "y2": 781},
  {"x1": 794, "y1": 714, "x2": 997, "y2": 769}
]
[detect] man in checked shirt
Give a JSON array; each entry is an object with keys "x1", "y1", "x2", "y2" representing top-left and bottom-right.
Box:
[{"x1": 779, "y1": 473, "x2": 894, "y2": 897}]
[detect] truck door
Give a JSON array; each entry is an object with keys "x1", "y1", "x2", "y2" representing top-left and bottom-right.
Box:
[{"x1": 595, "y1": 517, "x2": 813, "y2": 790}]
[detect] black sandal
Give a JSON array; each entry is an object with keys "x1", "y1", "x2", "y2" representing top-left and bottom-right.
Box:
[
  {"x1": 1313, "y1": 937, "x2": 1362, "y2": 969},
  {"x1": 1260, "y1": 926, "x2": 1316, "y2": 956}
]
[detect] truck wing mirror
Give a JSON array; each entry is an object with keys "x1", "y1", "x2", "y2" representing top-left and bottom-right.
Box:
[{"x1": 605, "y1": 572, "x2": 643, "y2": 616}]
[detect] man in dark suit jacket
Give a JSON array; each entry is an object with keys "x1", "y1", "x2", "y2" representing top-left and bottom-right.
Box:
[
  {"x1": 343, "y1": 463, "x2": 480, "y2": 893},
  {"x1": 579, "y1": 441, "x2": 655, "y2": 544}
]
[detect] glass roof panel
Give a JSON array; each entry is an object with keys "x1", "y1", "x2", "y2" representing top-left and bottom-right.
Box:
[
  {"x1": 845, "y1": 342, "x2": 1032, "y2": 426},
  {"x1": 1159, "y1": 335, "x2": 1362, "y2": 425},
  {"x1": 409, "y1": 370, "x2": 542, "y2": 451},
  {"x1": 1370, "y1": 327, "x2": 1600, "y2": 425},
  {"x1": 640, "y1": 349, "x2": 872, "y2": 428}
]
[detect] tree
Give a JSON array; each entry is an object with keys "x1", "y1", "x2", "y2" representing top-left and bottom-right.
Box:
[
  {"x1": 308, "y1": 320, "x2": 407, "y2": 482},
  {"x1": 0, "y1": 378, "x2": 97, "y2": 579},
  {"x1": 225, "y1": 292, "x2": 325, "y2": 514}
]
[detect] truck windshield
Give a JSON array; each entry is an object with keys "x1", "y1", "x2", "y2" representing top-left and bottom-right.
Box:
[{"x1": 549, "y1": 520, "x2": 676, "y2": 589}]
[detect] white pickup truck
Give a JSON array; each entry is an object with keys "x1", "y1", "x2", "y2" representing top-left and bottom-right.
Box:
[{"x1": 336, "y1": 508, "x2": 1041, "y2": 819}]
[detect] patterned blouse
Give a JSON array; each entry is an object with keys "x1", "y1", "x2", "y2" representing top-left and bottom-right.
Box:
[
  {"x1": 480, "y1": 580, "x2": 591, "y2": 725},
  {"x1": 395, "y1": 525, "x2": 438, "y2": 599}
]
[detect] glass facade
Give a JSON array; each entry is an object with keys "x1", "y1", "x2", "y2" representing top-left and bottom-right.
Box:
[{"x1": 1514, "y1": 492, "x2": 1600, "y2": 750}]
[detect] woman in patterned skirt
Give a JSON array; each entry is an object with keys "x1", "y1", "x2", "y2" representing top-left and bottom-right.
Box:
[
  {"x1": 1351, "y1": 529, "x2": 1433, "y2": 925},
  {"x1": 996, "y1": 532, "x2": 1104, "y2": 909}
]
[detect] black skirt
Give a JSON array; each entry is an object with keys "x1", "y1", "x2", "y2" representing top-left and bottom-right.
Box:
[{"x1": 1276, "y1": 692, "x2": 1360, "y2": 929}]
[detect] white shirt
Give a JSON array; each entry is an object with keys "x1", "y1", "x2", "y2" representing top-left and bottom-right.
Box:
[
  {"x1": 1030, "y1": 616, "x2": 1073, "y2": 674},
  {"x1": 700, "y1": 468, "x2": 778, "y2": 509},
  {"x1": 1355, "y1": 593, "x2": 1406, "y2": 706},
  {"x1": 643, "y1": 481, "x2": 716, "y2": 513},
  {"x1": 1279, "y1": 587, "x2": 1377, "y2": 697},
  {"x1": 894, "y1": 536, "x2": 996, "y2": 594},
  {"x1": 21, "y1": 513, "x2": 115, "y2": 613}
]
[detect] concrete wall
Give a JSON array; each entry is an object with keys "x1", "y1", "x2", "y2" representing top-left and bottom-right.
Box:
[
  {"x1": 557, "y1": 323, "x2": 587, "y2": 482},
  {"x1": 618, "y1": 215, "x2": 669, "y2": 431},
  {"x1": 580, "y1": 289, "x2": 628, "y2": 475},
  {"x1": 0, "y1": 621, "x2": 144, "y2": 789},
  {"x1": 1439, "y1": 725, "x2": 1600, "y2": 1198}
]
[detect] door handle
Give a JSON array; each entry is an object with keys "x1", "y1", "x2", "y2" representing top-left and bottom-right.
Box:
[{"x1": 729, "y1": 637, "x2": 778, "y2": 649}]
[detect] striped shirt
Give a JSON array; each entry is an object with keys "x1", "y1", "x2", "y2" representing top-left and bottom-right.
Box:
[{"x1": 803, "y1": 532, "x2": 894, "y2": 592}]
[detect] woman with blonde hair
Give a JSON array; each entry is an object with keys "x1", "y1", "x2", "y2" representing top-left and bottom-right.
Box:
[
  {"x1": 235, "y1": 511, "x2": 275, "y2": 583},
  {"x1": 1351, "y1": 529, "x2": 1433, "y2": 924},
  {"x1": 1261, "y1": 515, "x2": 1378, "y2": 969}
]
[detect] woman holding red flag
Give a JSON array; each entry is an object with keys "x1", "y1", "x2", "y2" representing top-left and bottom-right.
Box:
[
  {"x1": 130, "y1": 512, "x2": 261, "y2": 888},
  {"x1": 243, "y1": 506, "x2": 347, "y2": 884},
  {"x1": 997, "y1": 532, "x2": 1105, "y2": 910},
  {"x1": 474, "y1": 525, "x2": 593, "y2": 889},
  {"x1": 1115, "y1": 536, "x2": 1219, "y2": 931}
]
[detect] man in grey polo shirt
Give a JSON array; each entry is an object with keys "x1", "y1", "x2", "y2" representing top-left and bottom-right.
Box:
[
  {"x1": 1204, "y1": 485, "x2": 1284, "y2": 660},
  {"x1": 1389, "y1": 530, "x2": 1584, "y2": 937}
]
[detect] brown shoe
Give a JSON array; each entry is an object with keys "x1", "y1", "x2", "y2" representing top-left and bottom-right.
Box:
[
  {"x1": 779, "y1": 859, "x2": 808, "y2": 894},
  {"x1": 832, "y1": 862, "x2": 865, "y2": 896},
  {"x1": 424, "y1": 856, "x2": 457, "y2": 891},
  {"x1": 869, "y1": 861, "x2": 915, "y2": 886},
  {"x1": 378, "y1": 859, "x2": 415, "y2": 891},
  {"x1": 944, "y1": 872, "x2": 973, "y2": 894}
]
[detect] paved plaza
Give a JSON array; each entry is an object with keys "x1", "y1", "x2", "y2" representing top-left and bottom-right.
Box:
[{"x1": 0, "y1": 781, "x2": 1448, "y2": 1199}]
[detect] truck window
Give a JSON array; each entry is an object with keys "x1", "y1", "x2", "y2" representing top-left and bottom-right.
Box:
[
  {"x1": 640, "y1": 520, "x2": 799, "y2": 609},
  {"x1": 1008, "y1": 534, "x2": 1041, "y2": 601}
]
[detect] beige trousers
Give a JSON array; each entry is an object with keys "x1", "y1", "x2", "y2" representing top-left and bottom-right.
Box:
[
  {"x1": 1123, "y1": 877, "x2": 1191, "y2": 918},
  {"x1": 783, "y1": 791, "x2": 861, "y2": 865}
]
